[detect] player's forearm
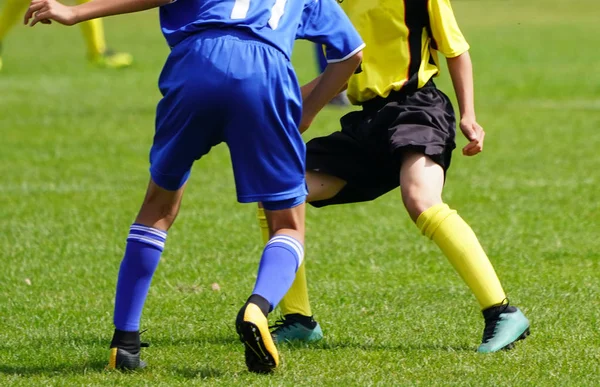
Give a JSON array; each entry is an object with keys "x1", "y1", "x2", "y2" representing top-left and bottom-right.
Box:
[
  {"x1": 447, "y1": 51, "x2": 476, "y2": 118},
  {"x1": 301, "y1": 75, "x2": 348, "y2": 102},
  {"x1": 302, "y1": 52, "x2": 362, "y2": 118},
  {"x1": 72, "y1": 0, "x2": 170, "y2": 23},
  {"x1": 301, "y1": 75, "x2": 322, "y2": 101}
]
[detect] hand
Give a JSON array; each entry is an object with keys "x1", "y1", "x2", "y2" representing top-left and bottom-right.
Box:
[
  {"x1": 460, "y1": 115, "x2": 485, "y2": 156},
  {"x1": 24, "y1": 0, "x2": 78, "y2": 27}
]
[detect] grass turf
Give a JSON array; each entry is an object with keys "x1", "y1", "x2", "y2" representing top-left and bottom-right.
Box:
[{"x1": 1, "y1": 0, "x2": 599, "y2": 385}]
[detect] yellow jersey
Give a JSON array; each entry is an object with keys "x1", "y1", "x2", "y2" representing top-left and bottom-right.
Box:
[{"x1": 338, "y1": 0, "x2": 470, "y2": 104}]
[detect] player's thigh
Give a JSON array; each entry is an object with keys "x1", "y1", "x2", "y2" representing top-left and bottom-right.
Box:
[
  {"x1": 306, "y1": 115, "x2": 398, "y2": 207},
  {"x1": 225, "y1": 46, "x2": 306, "y2": 204},
  {"x1": 151, "y1": 38, "x2": 231, "y2": 191},
  {"x1": 305, "y1": 170, "x2": 347, "y2": 202}
]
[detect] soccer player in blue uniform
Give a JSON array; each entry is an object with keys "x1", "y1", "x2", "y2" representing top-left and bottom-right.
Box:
[{"x1": 25, "y1": 0, "x2": 364, "y2": 373}]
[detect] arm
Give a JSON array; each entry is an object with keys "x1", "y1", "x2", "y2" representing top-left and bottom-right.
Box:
[
  {"x1": 300, "y1": 75, "x2": 347, "y2": 104},
  {"x1": 25, "y1": 0, "x2": 170, "y2": 27},
  {"x1": 446, "y1": 51, "x2": 485, "y2": 156},
  {"x1": 299, "y1": 51, "x2": 362, "y2": 133}
]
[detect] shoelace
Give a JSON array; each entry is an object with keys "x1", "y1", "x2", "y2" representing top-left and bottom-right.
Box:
[
  {"x1": 269, "y1": 317, "x2": 292, "y2": 331},
  {"x1": 140, "y1": 329, "x2": 150, "y2": 348},
  {"x1": 481, "y1": 303, "x2": 510, "y2": 343}
]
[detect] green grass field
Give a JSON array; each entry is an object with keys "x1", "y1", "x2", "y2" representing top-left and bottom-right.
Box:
[{"x1": 1, "y1": 0, "x2": 600, "y2": 385}]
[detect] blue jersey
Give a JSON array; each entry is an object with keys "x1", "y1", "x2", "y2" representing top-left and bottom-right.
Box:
[{"x1": 160, "y1": 0, "x2": 364, "y2": 62}]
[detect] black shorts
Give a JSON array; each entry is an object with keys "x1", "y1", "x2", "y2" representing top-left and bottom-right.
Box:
[{"x1": 307, "y1": 82, "x2": 456, "y2": 207}]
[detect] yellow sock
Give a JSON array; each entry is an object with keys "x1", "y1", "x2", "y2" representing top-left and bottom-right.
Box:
[
  {"x1": 0, "y1": 0, "x2": 27, "y2": 42},
  {"x1": 75, "y1": 2, "x2": 106, "y2": 58},
  {"x1": 257, "y1": 207, "x2": 270, "y2": 245},
  {"x1": 417, "y1": 203, "x2": 507, "y2": 310},
  {"x1": 257, "y1": 207, "x2": 312, "y2": 316},
  {"x1": 279, "y1": 262, "x2": 312, "y2": 316}
]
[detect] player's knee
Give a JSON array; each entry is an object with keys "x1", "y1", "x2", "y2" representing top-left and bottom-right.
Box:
[
  {"x1": 263, "y1": 196, "x2": 305, "y2": 234},
  {"x1": 401, "y1": 187, "x2": 442, "y2": 222}
]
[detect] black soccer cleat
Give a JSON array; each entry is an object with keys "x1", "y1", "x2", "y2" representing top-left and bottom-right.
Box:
[
  {"x1": 108, "y1": 347, "x2": 147, "y2": 370},
  {"x1": 108, "y1": 329, "x2": 149, "y2": 370}
]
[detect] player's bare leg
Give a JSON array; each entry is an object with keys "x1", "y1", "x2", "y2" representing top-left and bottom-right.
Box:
[
  {"x1": 305, "y1": 171, "x2": 347, "y2": 203},
  {"x1": 400, "y1": 151, "x2": 529, "y2": 352},
  {"x1": 108, "y1": 179, "x2": 186, "y2": 370},
  {"x1": 239, "y1": 203, "x2": 306, "y2": 373}
]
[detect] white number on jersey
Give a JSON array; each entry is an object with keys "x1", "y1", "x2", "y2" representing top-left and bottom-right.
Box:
[{"x1": 231, "y1": 0, "x2": 289, "y2": 30}]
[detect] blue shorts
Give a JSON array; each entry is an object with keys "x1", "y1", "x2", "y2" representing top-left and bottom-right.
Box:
[{"x1": 151, "y1": 29, "x2": 307, "y2": 206}]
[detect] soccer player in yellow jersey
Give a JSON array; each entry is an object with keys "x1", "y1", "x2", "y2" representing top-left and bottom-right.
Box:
[
  {"x1": 260, "y1": 0, "x2": 531, "y2": 353},
  {"x1": 0, "y1": 0, "x2": 131, "y2": 70}
]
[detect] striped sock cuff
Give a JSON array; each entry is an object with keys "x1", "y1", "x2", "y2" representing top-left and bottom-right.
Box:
[
  {"x1": 127, "y1": 223, "x2": 167, "y2": 251},
  {"x1": 266, "y1": 235, "x2": 304, "y2": 268}
]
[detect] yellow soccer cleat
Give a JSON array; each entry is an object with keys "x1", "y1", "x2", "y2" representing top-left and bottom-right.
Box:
[
  {"x1": 89, "y1": 49, "x2": 133, "y2": 69},
  {"x1": 236, "y1": 303, "x2": 280, "y2": 374}
]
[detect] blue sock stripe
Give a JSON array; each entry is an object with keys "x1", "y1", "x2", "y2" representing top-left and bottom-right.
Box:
[
  {"x1": 267, "y1": 235, "x2": 304, "y2": 266},
  {"x1": 127, "y1": 235, "x2": 165, "y2": 251},
  {"x1": 130, "y1": 224, "x2": 167, "y2": 239}
]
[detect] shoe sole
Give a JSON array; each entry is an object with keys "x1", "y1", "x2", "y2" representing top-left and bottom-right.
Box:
[
  {"x1": 237, "y1": 321, "x2": 278, "y2": 374},
  {"x1": 502, "y1": 327, "x2": 531, "y2": 351}
]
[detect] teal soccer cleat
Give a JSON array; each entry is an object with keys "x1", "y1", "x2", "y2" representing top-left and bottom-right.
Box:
[
  {"x1": 271, "y1": 314, "x2": 324, "y2": 344},
  {"x1": 477, "y1": 303, "x2": 530, "y2": 353}
]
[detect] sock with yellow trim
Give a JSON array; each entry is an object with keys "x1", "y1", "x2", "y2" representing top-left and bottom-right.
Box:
[
  {"x1": 0, "y1": 0, "x2": 27, "y2": 42},
  {"x1": 257, "y1": 207, "x2": 313, "y2": 316},
  {"x1": 417, "y1": 203, "x2": 507, "y2": 310}
]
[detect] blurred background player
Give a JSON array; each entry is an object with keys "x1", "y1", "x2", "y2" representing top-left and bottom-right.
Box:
[
  {"x1": 0, "y1": 0, "x2": 131, "y2": 70},
  {"x1": 25, "y1": 0, "x2": 363, "y2": 374},
  {"x1": 261, "y1": 0, "x2": 530, "y2": 353}
]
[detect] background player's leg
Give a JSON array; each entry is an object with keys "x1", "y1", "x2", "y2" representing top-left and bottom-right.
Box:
[
  {"x1": 400, "y1": 151, "x2": 529, "y2": 352},
  {"x1": 73, "y1": 0, "x2": 133, "y2": 69},
  {"x1": 0, "y1": 0, "x2": 25, "y2": 41},
  {"x1": 273, "y1": 171, "x2": 346, "y2": 343},
  {"x1": 109, "y1": 179, "x2": 186, "y2": 370},
  {"x1": 0, "y1": 0, "x2": 27, "y2": 71}
]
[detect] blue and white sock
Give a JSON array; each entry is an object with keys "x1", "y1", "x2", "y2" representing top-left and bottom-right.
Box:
[
  {"x1": 252, "y1": 234, "x2": 304, "y2": 312},
  {"x1": 113, "y1": 223, "x2": 166, "y2": 331}
]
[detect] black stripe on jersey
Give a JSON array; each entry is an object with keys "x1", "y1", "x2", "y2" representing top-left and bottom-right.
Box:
[{"x1": 403, "y1": 0, "x2": 429, "y2": 92}]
